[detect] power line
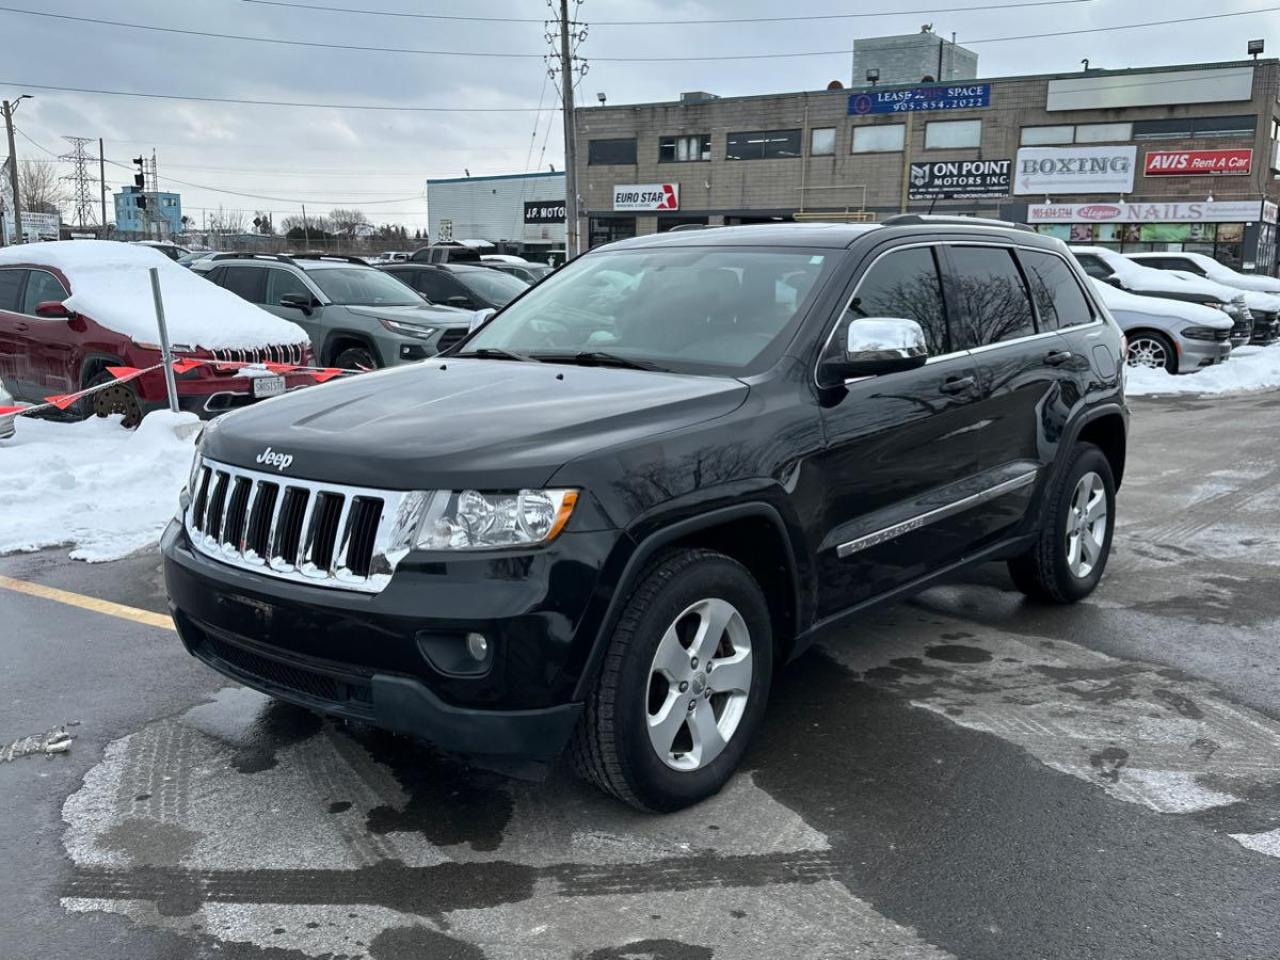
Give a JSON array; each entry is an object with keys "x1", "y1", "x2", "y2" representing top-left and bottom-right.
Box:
[
  {"x1": 237, "y1": 0, "x2": 1095, "y2": 25},
  {"x1": 0, "y1": 6, "x2": 542, "y2": 58},
  {"x1": 0, "y1": 81, "x2": 555, "y2": 113}
]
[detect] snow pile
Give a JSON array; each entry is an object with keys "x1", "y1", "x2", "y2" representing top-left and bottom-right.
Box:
[
  {"x1": 0, "y1": 241, "x2": 308, "y2": 350},
  {"x1": 1127, "y1": 346, "x2": 1280, "y2": 396},
  {"x1": 0, "y1": 410, "x2": 199, "y2": 561}
]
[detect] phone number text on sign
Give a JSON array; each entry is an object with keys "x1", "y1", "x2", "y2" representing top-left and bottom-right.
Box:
[{"x1": 849, "y1": 84, "x2": 991, "y2": 115}]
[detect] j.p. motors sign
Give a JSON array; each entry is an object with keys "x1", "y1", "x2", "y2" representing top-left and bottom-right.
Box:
[{"x1": 613, "y1": 183, "x2": 680, "y2": 212}]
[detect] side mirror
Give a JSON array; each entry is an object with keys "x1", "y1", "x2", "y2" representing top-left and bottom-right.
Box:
[
  {"x1": 446, "y1": 295, "x2": 475, "y2": 309},
  {"x1": 469, "y1": 308, "x2": 496, "y2": 333},
  {"x1": 279, "y1": 293, "x2": 315, "y2": 315},
  {"x1": 1106, "y1": 276, "x2": 1124, "y2": 288},
  {"x1": 35, "y1": 300, "x2": 73, "y2": 319},
  {"x1": 821, "y1": 317, "x2": 928, "y2": 383}
]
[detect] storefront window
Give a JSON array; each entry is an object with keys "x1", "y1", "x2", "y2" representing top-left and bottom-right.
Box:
[
  {"x1": 1036, "y1": 222, "x2": 1249, "y2": 269},
  {"x1": 588, "y1": 216, "x2": 637, "y2": 248}
]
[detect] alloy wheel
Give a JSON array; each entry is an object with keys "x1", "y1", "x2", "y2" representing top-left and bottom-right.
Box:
[
  {"x1": 1125, "y1": 336, "x2": 1168, "y2": 370},
  {"x1": 645, "y1": 597, "x2": 753, "y2": 772},
  {"x1": 1066, "y1": 471, "x2": 1108, "y2": 579}
]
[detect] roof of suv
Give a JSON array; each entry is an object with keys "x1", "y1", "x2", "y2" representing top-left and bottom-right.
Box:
[{"x1": 603, "y1": 217, "x2": 1042, "y2": 252}]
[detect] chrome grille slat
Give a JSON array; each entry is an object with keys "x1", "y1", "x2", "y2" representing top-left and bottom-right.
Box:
[{"x1": 184, "y1": 456, "x2": 413, "y2": 594}]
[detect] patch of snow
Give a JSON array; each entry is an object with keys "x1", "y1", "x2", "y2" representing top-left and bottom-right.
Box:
[
  {"x1": 0, "y1": 241, "x2": 308, "y2": 350},
  {"x1": 0, "y1": 410, "x2": 198, "y2": 561},
  {"x1": 1126, "y1": 345, "x2": 1280, "y2": 396},
  {"x1": 1091, "y1": 278, "x2": 1231, "y2": 327}
]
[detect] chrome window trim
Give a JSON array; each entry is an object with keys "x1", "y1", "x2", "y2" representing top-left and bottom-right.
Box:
[
  {"x1": 836, "y1": 470, "x2": 1039, "y2": 558},
  {"x1": 816, "y1": 239, "x2": 1104, "y2": 389}
]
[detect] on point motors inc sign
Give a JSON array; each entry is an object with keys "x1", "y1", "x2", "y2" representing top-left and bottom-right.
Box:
[{"x1": 613, "y1": 183, "x2": 679, "y2": 212}]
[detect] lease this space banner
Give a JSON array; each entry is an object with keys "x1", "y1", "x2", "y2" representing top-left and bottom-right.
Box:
[{"x1": 1144, "y1": 149, "x2": 1253, "y2": 176}]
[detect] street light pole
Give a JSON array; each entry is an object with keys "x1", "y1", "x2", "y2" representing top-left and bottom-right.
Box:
[{"x1": 2, "y1": 98, "x2": 28, "y2": 244}]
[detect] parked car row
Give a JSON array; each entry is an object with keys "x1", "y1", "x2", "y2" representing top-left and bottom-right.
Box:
[{"x1": 1069, "y1": 246, "x2": 1280, "y2": 374}]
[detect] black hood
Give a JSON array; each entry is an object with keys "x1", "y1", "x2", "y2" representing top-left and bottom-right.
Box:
[{"x1": 201, "y1": 359, "x2": 748, "y2": 490}]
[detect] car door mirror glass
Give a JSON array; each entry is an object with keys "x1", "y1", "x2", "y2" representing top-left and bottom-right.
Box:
[
  {"x1": 34, "y1": 300, "x2": 72, "y2": 319},
  {"x1": 833, "y1": 317, "x2": 928, "y2": 379}
]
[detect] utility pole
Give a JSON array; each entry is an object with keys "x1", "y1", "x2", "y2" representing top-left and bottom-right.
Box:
[
  {"x1": 99, "y1": 138, "x2": 107, "y2": 232},
  {"x1": 3, "y1": 98, "x2": 27, "y2": 244},
  {"x1": 556, "y1": 0, "x2": 580, "y2": 259},
  {"x1": 61, "y1": 135, "x2": 98, "y2": 229},
  {"x1": 301, "y1": 203, "x2": 310, "y2": 247}
]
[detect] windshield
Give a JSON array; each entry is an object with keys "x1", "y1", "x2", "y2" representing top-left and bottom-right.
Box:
[
  {"x1": 455, "y1": 268, "x2": 529, "y2": 305},
  {"x1": 308, "y1": 267, "x2": 422, "y2": 306},
  {"x1": 462, "y1": 247, "x2": 832, "y2": 374}
]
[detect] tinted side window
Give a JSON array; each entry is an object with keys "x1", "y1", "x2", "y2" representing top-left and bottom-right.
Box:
[
  {"x1": 0, "y1": 269, "x2": 26, "y2": 312},
  {"x1": 1021, "y1": 251, "x2": 1095, "y2": 331},
  {"x1": 221, "y1": 266, "x2": 268, "y2": 304},
  {"x1": 412, "y1": 270, "x2": 462, "y2": 303},
  {"x1": 1141, "y1": 257, "x2": 1199, "y2": 274},
  {"x1": 266, "y1": 268, "x2": 311, "y2": 304},
  {"x1": 22, "y1": 270, "x2": 70, "y2": 313},
  {"x1": 845, "y1": 247, "x2": 949, "y2": 356},
  {"x1": 946, "y1": 247, "x2": 1036, "y2": 349}
]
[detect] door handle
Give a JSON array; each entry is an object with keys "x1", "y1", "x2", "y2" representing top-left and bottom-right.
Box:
[
  {"x1": 940, "y1": 375, "x2": 976, "y2": 395},
  {"x1": 1044, "y1": 349, "x2": 1073, "y2": 366},
  {"x1": 14, "y1": 322, "x2": 28, "y2": 332}
]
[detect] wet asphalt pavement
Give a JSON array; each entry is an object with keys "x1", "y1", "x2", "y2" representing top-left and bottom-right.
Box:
[{"x1": 2, "y1": 392, "x2": 1279, "y2": 960}]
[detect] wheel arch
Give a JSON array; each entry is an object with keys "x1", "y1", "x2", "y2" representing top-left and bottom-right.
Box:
[
  {"x1": 320, "y1": 329, "x2": 380, "y2": 367},
  {"x1": 1070, "y1": 406, "x2": 1128, "y2": 490},
  {"x1": 571, "y1": 502, "x2": 804, "y2": 701}
]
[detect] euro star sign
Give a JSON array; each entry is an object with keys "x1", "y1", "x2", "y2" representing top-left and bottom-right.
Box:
[{"x1": 658, "y1": 184, "x2": 677, "y2": 210}]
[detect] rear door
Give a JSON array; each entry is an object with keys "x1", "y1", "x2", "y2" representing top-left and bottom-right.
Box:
[
  {"x1": 219, "y1": 265, "x2": 269, "y2": 306},
  {"x1": 934, "y1": 243, "x2": 1065, "y2": 550},
  {"x1": 812, "y1": 243, "x2": 987, "y2": 616}
]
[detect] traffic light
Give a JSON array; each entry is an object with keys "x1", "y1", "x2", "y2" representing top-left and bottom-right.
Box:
[
  {"x1": 133, "y1": 156, "x2": 145, "y2": 190},
  {"x1": 136, "y1": 195, "x2": 147, "y2": 210}
]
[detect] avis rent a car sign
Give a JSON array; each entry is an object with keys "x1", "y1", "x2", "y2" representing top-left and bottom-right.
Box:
[
  {"x1": 613, "y1": 183, "x2": 680, "y2": 212},
  {"x1": 1144, "y1": 149, "x2": 1253, "y2": 176}
]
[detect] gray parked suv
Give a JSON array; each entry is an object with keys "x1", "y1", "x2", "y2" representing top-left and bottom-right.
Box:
[{"x1": 196, "y1": 253, "x2": 473, "y2": 368}]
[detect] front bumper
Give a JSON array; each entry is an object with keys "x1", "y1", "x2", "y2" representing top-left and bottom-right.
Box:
[
  {"x1": 1176, "y1": 337, "x2": 1233, "y2": 370},
  {"x1": 376, "y1": 325, "x2": 470, "y2": 367},
  {"x1": 162, "y1": 520, "x2": 618, "y2": 761}
]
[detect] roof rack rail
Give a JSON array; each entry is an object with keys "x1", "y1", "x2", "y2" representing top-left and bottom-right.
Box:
[
  {"x1": 880, "y1": 214, "x2": 1034, "y2": 233},
  {"x1": 207, "y1": 251, "x2": 296, "y2": 263},
  {"x1": 666, "y1": 223, "x2": 709, "y2": 232},
  {"x1": 289, "y1": 252, "x2": 370, "y2": 265}
]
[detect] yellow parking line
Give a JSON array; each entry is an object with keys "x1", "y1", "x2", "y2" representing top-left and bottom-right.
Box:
[{"x1": 0, "y1": 574, "x2": 175, "y2": 631}]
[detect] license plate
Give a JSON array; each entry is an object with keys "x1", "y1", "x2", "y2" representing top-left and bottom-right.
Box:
[{"x1": 252, "y1": 375, "x2": 286, "y2": 399}]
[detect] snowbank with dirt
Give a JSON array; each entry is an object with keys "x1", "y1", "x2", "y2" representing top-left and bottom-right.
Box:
[
  {"x1": 1126, "y1": 346, "x2": 1280, "y2": 397},
  {"x1": 0, "y1": 241, "x2": 308, "y2": 349},
  {"x1": 0, "y1": 410, "x2": 198, "y2": 561}
]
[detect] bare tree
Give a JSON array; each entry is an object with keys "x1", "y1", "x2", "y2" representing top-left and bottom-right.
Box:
[
  {"x1": 208, "y1": 205, "x2": 248, "y2": 237},
  {"x1": 328, "y1": 207, "x2": 370, "y2": 241},
  {"x1": 19, "y1": 159, "x2": 65, "y2": 215}
]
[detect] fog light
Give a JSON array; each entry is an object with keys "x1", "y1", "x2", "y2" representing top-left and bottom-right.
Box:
[{"x1": 466, "y1": 632, "x2": 489, "y2": 661}]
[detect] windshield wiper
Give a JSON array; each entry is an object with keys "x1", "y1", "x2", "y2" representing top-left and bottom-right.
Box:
[
  {"x1": 531, "y1": 351, "x2": 667, "y2": 372},
  {"x1": 457, "y1": 347, "x2": 538, "y2": 362}
]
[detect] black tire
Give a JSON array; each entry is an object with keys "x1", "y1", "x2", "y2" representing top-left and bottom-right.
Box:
[
  {"x1": 571, "y1": 548, "x2": 774, "y2": 812},
  {"x1": 1124, "y1": 330, "x2": 1177, "y2": 374},
  {"x1": 1008, "y1": 442, "x2": 1116, "y2": 604},
  {"x1": 80, "y1": 371, "x2": 144, "y2": 428},
  {"x1": 332, "y1": 346, "x2": 379, "y2": 371}
]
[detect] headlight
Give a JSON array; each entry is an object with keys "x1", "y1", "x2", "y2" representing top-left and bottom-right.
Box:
[
  {"x1": 414, "y1": 489, "x2": 578, "y2": 550},
  {"x1": 1181, "y1": 326, "x2": 1223, "y2": 341},
  {"x1": 379, "y1": 318, "x2": 438, "y2": 339}
]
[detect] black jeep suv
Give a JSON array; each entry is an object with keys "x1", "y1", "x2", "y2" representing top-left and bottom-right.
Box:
[{"x1": 162, "y1": 218, "x2": 1128, "y2": 811}]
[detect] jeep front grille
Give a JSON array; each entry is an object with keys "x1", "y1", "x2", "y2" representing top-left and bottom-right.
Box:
[
  {"x1": 185, "y1": 456, "x2": 420, "y2": 593},
  {"x1": 210, "y1": 344, "x2": 306, "y2": 366}
]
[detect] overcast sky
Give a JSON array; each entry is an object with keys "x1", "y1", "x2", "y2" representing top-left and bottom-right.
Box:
[{"x1": 3, "y1": 0, "x2": 1278, "y2": 232}]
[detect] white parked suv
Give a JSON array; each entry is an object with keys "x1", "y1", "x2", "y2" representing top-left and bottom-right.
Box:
[{"x1": 1126, "y1": 251, "x2": 1280, "y2": 345}]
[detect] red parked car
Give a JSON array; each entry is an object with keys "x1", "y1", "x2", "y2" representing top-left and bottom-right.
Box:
[{"x1": 0, "y1": 242, "x2": 314, "y2": 427}]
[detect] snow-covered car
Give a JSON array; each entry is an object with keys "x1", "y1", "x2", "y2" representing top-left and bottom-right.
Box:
[
  {"x1": 1071, "y1": 246, "x2": 1252, "y2": 348},
  {"x1": 1091, "y1": 278, "x2": 1233, "y2": 374},
  {"x1": 131, "y1": 240, "x2": 192, "y2": 262},
  {"x1": 1126, "y1": 251, "x2": 1280, "y2": 345},
  {"x1": 480, "y1": 255, "x2": 554, "y2": 284},
  {"x1": 0, "y1": 241, "x2": 315, "y2": 427}
]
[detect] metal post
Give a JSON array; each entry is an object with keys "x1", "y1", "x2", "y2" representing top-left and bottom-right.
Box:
[
  {"x1": 99, "y1": 137, "x2": 107, "y2": 232},
  {"x1": 3, "y1": 101, "x2": 23, "y2": 244},
  {"x1": 558, "y1": 0, "x2": 581, "y2": 258},
  {"x1": 899, "y1": 112, "x2": 915, "y2": 213},
  {"x1": 148, "y1": 267, "x2": 181, "y2": 414}
]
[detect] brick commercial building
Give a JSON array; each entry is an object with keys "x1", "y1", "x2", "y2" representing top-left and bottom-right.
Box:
[{"x1": 575, "y1": 57, "x2": 1280, "y2": 272}]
